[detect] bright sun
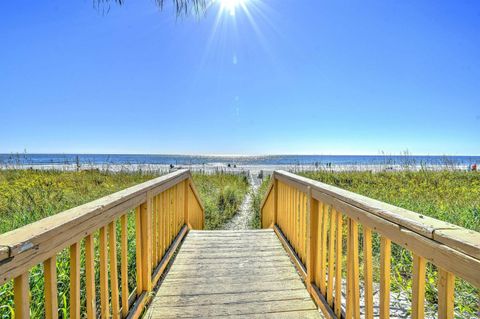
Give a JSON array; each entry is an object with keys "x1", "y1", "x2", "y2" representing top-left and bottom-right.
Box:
[{"x1": 218, "y1": 0, "x2": 247, "y2": 16}]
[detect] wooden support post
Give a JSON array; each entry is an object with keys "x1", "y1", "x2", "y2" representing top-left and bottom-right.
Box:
[
  {"x1": 152, "y1": 196, "x2": 157, "y2": 267},
  {"x1": 334, "y1": 212, "x2": 343, "y2": 318},
  {"x1": 99, "y1": 226, "x2": 109, "y2": 318},
  {"x1": 135, "y1": 206, "x2": 143, "y2": 295},
  {"x1": 306, "y1": 187, "x2": 318, "y2": 293},
  {"x1": 412, "y1": 254, "x2": 426, "y2": 319},
  {"x1": 109, "y1": 221, "x2": 120, "y2": 319},
  {"x1": 319, "y1": 204, "x2": 328, "y2": 296},
  {"x1": 438, "y1": 268, "x2": 455, "y2": 319},
  {"x1": 273, "y1": 176, "x2": 278, "y2": 226},
  {"x1": 14, "y1": 273, "x2": 30, "y2": 319},
  {"x1": 44, "y1": 256, "x2": 58, "y2": 319},
  {"x1": 327, "y1": 208, "x2": 337, "y2": 307},
  {"x1": 346, "y1": 218, "x2": 360, "y2": 319},
  {"x1": 380, "y1": 236, "x2": 391, "y2": 319},
  {"x1": 184, "y1": 180, "x2": 190, "y2": 228},
  {"x1": 363, "y1": 227, "x2": 373, "y2": 319},
  {"x1": 69, "y1": 243, "x2": 81, "y2": 319},
  {"x1": 141, "y1": 200, "x2": 152, "y2": 292},
  {"x1": 120, "y1": 214, "x2": 129, "y2": 317},
  {"x1": 85, "y1": 234, "x2": 96, "y2": 319}
]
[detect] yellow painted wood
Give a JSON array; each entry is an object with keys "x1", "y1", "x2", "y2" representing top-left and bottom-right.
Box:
[
  {"x1": 327, "y1": 208, "x2": 336, "y2": 307},
  {"x1": 320, "y1": 203, "x2": 328, "y2": 296},
  {"x1": 334, "y1": 211, "x2": 343, "y2": 318},
  {"x1": 380, "y1": 236, "x2": 391, "y2": 319},
  {"x1": 352, "y1": 220, "x2": 360, "y2": 319},
  {"x1": 438, "y1": 268, "x2": 455, "y2": 319},
  {"x1": 85, "y1": 234, "x2": 96, "y2": 319},
  {"x1": 109, "y1": 221, "x2": 120, "y2": 319},
  {"x1": 99, "y1": 226, "x2": 110, "y2": 318},
  {"x1": 141, "y1": 201, "x2": 152, "y2": 292},
  {"x1": 166, "y1": 190, "x2": 171, "y2": 248},
  {"x1": 161, "y1": 191, "x2": 166, "y2": 256},
  {"x1": 184, "y1": 180, "x2": 189, "y2": 228},
  {"x1": 14, "y1": 272, "x2": 30, "y2": 319},
  {"x1": 43, "y1": 256, "x2": 58, "y2": 319},
  {"x1": 69, "y1": 243, "x2": 81, "y2": 319},
  {"x1": 346, "y1": 218, "x2": 360, "y2": 319},
  {"x1": 363, "y1": 227, "x2": 373, "y2": 319},
  {"x1": 306, "y1": 188, "x2": 318, "y2": 292},
  {"x1": 273, "y1": 178, "x2": 278, "y2": 225},
  {"x1": 346, "y1": 217, "x2": 352, "y2": 319},
  {"x1": 158, "y1": 192, "x2": 164, "y2": 258},
  {"x1": 152, "y1": 196, "x2": 158, "y2": 267},
  {"x1": 315, "y1": 202, "x2": 322, "y2": 289},
  {"x1": 412, "y1": 254, "x2": 426, "y2": 319},
  {"x1": 120, "y1": 214, "x2": 129, "y2": 317},
  {"x1": 135, "y1": 206, "x2": 143, "y2": 295}
]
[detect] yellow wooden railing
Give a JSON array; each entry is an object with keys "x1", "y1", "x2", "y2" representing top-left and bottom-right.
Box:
[
  {"x1": 261, "y1": 170, "x2": 480, "y2": 319},
  {"x1": 0, "y1": 169, "x2": 204, "y2": 319}
]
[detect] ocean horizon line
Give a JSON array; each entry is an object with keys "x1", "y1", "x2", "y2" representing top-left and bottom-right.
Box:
[{"x1": 1, "y1": 152, "x2": 479, "y2": 157}]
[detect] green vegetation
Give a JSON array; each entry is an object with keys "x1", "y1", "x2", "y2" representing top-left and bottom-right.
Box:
[
  {"x1": 300, "y1": 170, "x2": 480, "y2": 232},
  {"x1": 0, "y1": 169, "x2": 159, "y2": 234},
  {"x1": 192, "y1": 172, "x2": 249, "y2": 230},
  {"x1": 250, "y1": 175, "x2": 271, "y2": 229},
  {"x1": 300, "y1": 170, "x2": 480, "y2": 317},
  {"x1": 0, "y1": 169, "x2": 248, "y2": 318}
]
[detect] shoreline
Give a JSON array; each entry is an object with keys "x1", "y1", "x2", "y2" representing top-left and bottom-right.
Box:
[{"x1": 0, "y1": 162, "x2": 473, "y2": 174}]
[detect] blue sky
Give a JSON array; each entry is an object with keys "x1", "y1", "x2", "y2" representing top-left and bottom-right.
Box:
[{"x1": 1, "y1": 0, "x2": 479, "y2": 155}]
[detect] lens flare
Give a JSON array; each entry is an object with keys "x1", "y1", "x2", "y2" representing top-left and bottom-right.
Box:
[{"x1": 218, "y1": 0, "x2": 247, "y2": 16}]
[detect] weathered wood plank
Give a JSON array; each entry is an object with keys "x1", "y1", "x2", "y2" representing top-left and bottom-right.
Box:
[
  {"x1": 178, "y1": 245, "x2": 284, "y2": 252},
  {"x1": 167, "y1": 265, "x2": 297, "y2": 278},
  {"x1": 225, "y1": 310, "x2": 323, "y2": 319},
  {"x1": 170, "y1": 255, "x2": 291, "y2": 265},
  {"x1": 174, "y1": 250, "x2": 287, "y2": 259},
  {"x1": 169, "y1": 259, "x2": 295, "y2": 272},
  {"x1": 150, "y1": 289, "x2": 311, "y2": 306},
  {"x1": 163, "y1": 272, "x2": 301, "y2": 285},
  {"x1": 160, "y1": 279, "x2": 305, "y2": 294},
  {"x1": 146, "y1": 230, "x2": 322, "y2": 319},
  {"x1": 148, "y1": 299, "x2": 318, "y2": 317}
]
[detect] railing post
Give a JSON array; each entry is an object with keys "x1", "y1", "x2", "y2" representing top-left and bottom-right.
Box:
[
  {"x1": 272, "y1": 174, "x2": 278, "y2": 227},
  {"x1": 306, "y1": 186, "x2": 318, "y2": 293},
  {"x1": 140, "y1": 199, "x2": 152, "y2": 292},
  {"x1": 14, "y1": 273, "x2": 30, "y2": 319},
  {"x1": 184, "y1": 179, "x2": 190, "y2": 229}
]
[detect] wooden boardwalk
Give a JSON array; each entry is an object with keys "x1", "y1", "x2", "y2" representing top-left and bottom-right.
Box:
[{"x1": 145, "y1": 229, "x2": 322, "y2": 318}]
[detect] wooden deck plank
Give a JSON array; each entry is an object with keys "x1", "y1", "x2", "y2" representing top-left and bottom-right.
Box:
[
  {"x1": 145, "y1": 230, "x2": 322, "y2": 319},
  {"x1": 171, "y1": 256, "x2": 292, "y2": 265},
  {"x1": 169, "y1": 260, "x2": 295, "y2": 271},
  {"x1": 166, "y1": 267, "x2": 297, "y2": 279},
  {"x1": 147, "y1": 299, "x2": 317, "y2": 317},
  {"x1": 150, "y1": 289, "x2": 311, "y2": 306}
]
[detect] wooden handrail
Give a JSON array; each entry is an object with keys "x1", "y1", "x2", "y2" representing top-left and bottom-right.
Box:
[
  {"x1": 0, "y1": 169, "x2": 205, "y2": 319},
  {"x1": 261, "y1": 170, "x2": 480, "y2": 319}
]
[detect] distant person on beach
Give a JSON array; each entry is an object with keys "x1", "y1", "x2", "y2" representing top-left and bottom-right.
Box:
[{"x1": 472, "y1": 163, "x2": 477, "y2": 171}]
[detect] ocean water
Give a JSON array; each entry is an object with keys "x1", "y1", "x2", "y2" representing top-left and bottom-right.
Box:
[{"x1": 0, "y1": 153, "x2": 478, "y2": 167}]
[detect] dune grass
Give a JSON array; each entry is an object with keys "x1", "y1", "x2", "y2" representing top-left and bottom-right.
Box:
[
  {"x1": 300, "y1": 170, "x2": 480, "y2": 232},
  {"x1": 192, "y1": 172, "x2": 249, "y2": 229},
  {"x1": 0, "y1": 169, "x2": 248, "y2": 318},
  {"x1": 250, "y1": 170, "x2": 479, "y2": 317},
  {"x1": 0, "y1": 169, "x2": 160, "y2": 235},
  {"x1": 299, "y1": 170, "x2": 480, "y2": 317},
  {"x1": 250, "y1": 175, "x2": 271, "y2": 229}
]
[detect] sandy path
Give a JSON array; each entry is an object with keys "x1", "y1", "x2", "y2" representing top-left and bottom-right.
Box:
[{"x1": 223, "y1": 171, "x2": 261, "y2": 230}]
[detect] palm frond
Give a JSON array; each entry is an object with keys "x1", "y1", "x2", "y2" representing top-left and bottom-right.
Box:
[{"x1": 95, "y1": 0, "x2": 207, "y2": 16}]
